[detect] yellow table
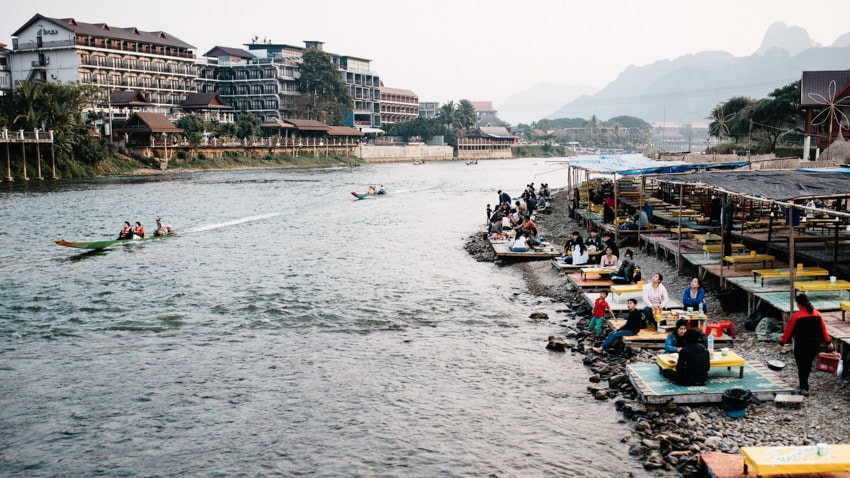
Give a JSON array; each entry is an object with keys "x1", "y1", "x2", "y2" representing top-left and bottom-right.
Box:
[
  {"x1": 580, "y1": 266, "x2": 618, "y2": 281},
  {"x1": 611, "y1": 283, "x2": 643, "y2": 294},
  {"x1": 794, "y1": 280, "x2": 850, "y2": 299},
  {"x1": 671, "y1": 209, "x2": 700, "y2": 217},
  {"x1": 653, "y1": 311, "x2": 707, "y2": 332},
  {"x1": 657, "y1": 350, "x2": 745, "y2": 378},
  {"x1": 704, "y1": 244, "x2": 746, "y2": 259},
  {"x1": 841, "y1": 301, "x2": 850, "y2": 321},
  {"x1": 752, "y1": 267, "x2": 830, "y2": 286},
  {"x1": 741, "y1": 444, "x2": 850, "y2": 476},
  {"x1": 723, "y1": 254, "x2": 775, "y2": 270},
  {"x1": 695, "y1": 233, "x2": 722, "y2": 244},
  {"x1": 669, "y1": 227, "x2": 697, "y2": 236}
]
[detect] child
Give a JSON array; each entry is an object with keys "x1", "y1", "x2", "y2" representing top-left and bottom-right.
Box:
[
  {"x1": 589, "y1": 290, "x2": 615, "y2": 342},
  {"x1": 486, "y1": 204, "x2": 492, "y2": 222}
]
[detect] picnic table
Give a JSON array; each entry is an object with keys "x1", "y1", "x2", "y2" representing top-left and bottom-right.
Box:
[
  {"x1": 751, "y1": 267, "x2": 830, "y2": 286},
  {"x1": 580, "y1": 266, "x2": 619, "y2": 281},
  {"x1": 669, "y1": 227, "x2": 697, "y2": 236},
  {"x1": 703, "y1": 244, "x2": 746, "y2": 259},
  {"x1": 740, "y1": 444, "x2": 850, "y2": 476},
  {"x1": 657, "y1": 350, "x2": 746, "y2": 378},
  {"x1": 695, "y1": 233, "x2": 722, "y2": 244},
  {"x1": 841, "y1": 301, "x2": 850, "y2": 321},
  {"x1": 723, "y1": 253, "x2": 775, "y2": 270},
  {"x1": 794, "y1": 279, "x2": 850, "y2": 298}
]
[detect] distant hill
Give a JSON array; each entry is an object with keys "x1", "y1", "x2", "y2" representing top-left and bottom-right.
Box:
[
  {"x1": 546, "y1": 22, "x2": 850, "y2": 123},
  {"x1": 498, "y1": 82, "x2": 597, "y2": 125}
]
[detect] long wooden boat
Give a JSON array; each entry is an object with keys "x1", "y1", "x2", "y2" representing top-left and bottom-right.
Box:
[
  {"x1": 54, "y1": 232, "x2": 178, "y2": 250},
  {"x1": 351, "y1": 191, "x2": 386, "y2": 200}
]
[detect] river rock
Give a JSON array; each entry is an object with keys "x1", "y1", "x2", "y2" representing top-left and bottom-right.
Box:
[
  {"x1": 545, "y1": 336, "x2": 566, "y2": 352},
  {"x1": 529, "y1": 311, "x2": 549, "y2": 320},
  {"x1": 643, "y1": 452, "x2": 665, "y2": 469},
  {"x1": 608, "y1": 373, "x2": 628, "y2": 389}
]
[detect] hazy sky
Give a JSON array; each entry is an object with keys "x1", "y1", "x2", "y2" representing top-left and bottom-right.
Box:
[{"x1": 3, "y1": 0, "x2": 849, "y2": 107}]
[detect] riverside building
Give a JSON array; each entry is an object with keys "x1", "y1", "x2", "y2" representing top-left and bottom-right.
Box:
[{"x1": 9, "y1": 13, "x2": 197, "y2": 118}]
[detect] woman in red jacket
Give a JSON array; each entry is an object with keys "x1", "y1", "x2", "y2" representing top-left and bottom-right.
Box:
[{"x1": 777, "y1": 293, "x2": 834, "y2": 396}]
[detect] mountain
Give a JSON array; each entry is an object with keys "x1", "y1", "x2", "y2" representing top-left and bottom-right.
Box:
[
  {"x1": 498, "y1": 82, "x2": 597, "y2": 125},
  {"x1": 547, "y1": 22, "x2": 850, "y2": 124}
]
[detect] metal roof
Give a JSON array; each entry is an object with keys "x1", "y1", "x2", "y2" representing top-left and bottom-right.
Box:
[
  {"x1": 800, "y1": 70, "x2": 850, "y2": 107},
  {"x1": 653, "y1": 169, "x2": 850, "y2": 202}
]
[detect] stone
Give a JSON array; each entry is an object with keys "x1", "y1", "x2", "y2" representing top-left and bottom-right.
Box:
[
  {"x1": 643, "y1": 452, "x2": 665, "y2": 469},
  {"x1": 608, "y1": 373, "x2": 628, "y2": 389},
  {"x1": 529, "y1": 311, "x2": 549, "y2": 320},
  {"x1": 594, "y1": 389, "x2": 609, "y2": 400},
  {"x1": 545, "y1": 336, "x2": 566, "y2": 352}
]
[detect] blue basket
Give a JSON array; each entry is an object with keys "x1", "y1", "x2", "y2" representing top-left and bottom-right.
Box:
[{"x1": 726, "y1": 408, "x2": 746, "y2": 419}]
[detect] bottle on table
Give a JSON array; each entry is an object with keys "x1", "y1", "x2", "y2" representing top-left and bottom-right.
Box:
[{"x1": 707, "y1": 333, "x2": 715, "y2": 354}]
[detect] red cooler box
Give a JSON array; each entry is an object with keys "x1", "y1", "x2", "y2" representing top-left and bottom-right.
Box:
[{"x1": 816, "y1": 353, "x2": 840, "y2": 373}]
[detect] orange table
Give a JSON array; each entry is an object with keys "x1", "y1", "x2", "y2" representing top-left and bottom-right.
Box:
[{"x1": 741, "y1": 444, "x2": 850, "y2": 476}]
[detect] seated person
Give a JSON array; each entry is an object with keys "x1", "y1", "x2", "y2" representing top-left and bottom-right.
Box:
[
  {"x1": 511, "y1": 232, "x2": 529, "y2": 252},
  {"x1": 642, "y1": 273, "x2": 669, "y2": 327},
  {"x1": 592, "y1": 298, "x2": 642, "y2": 354},
  {"x1": 601, "y1": 231, "x2": 619, "y2": 259},
  {"x1": 599, "y1": 247, "x2": 618, "y2": 267},
  {"x1": 153, "y1": 218, "x2": 172, "y2": 237},
  {"x1": 664, "y1": 319, "x2": 689, "y2": 353},
  {"x1": 661, "y1": 329, "x2": 710, "y2": 386},
  {"x1": 682, "y1": 277, "x2": 706, "y2": 313},
  {"x1": 610, "y1": 249, "x2": 637, "y2": 284},
  {"x1": 131, "y1": 221, "x2": 145, "y2": 239},
  {"x1": 117, "y1": 221, "x2": 133, "y2": 240},
  {"x1": 563, "y1": 234, "x2": 589, "y2": 265},
  {"x1": 603, "y1": 203, "x2": 615, "y2": 224},
  {"x1": 377, "y1": 185, "x2": 386, "y2": 195}
]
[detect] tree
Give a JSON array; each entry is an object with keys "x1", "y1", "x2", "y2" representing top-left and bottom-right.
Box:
[
  {"x1": 750, "y1": 81, "x2": 803, "y2": 151},
  {"x1": 456, "y1": 99, "x2": 477, "y2": 131},
  {"x1": 175, "y1": 114, "x2": 208, "y2": 147},
  {"x1": 708, "y1": 96, "x2": 753, "y2": 143},
  {"x1": 296, "y1": 48, "x2": 353, "y2": 125},
  {"x1": 234, "y1": 110, "x2": 261, "y2": 139}
]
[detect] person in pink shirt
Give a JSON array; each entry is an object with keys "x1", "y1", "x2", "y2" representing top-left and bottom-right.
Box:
[
  {"x1": 642, "y1": 273, "x2": 669, "y2": 327},
  {"x1": 599, "y1": 246, "x2": 618, "y2": 267}
]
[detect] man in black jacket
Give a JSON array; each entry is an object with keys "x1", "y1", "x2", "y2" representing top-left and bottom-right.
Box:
[
  {"x1": 662, "y1": 329, "x2": 710, "y2": 386},
  {"x1": 593, "y1": 298, "x2": 642, "y2": 354}
]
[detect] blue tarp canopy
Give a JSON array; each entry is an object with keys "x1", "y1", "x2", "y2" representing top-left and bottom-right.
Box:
[{"x1": 568, "y1": 154, "x2": 748, "y2": 175}]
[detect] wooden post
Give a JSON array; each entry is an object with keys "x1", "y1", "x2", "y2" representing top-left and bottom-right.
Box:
[
  {"x1": 677, "y1": 183, "x2": 684, "y2": 274},
  {"x1": 788, "y1": 203, "x2": 797, "y2": 323},
  {"x1": 50, "y1": 130, "x2": 57, "y2": 179},
  {"x1": 21, "y1": 131, "x2": 28, "y2": 181},
  {"x1": 35, "y1": 129, "x2": 43, "y2": 180},
  {"x1": 4, "y1": 129, "x2": 12, "y2": 182}
]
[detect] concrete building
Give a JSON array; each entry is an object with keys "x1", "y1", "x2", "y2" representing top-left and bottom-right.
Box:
[
  {"x1": 0, "y1": 43, "x2": 10, "y2": 97},
  {"x1": 9, "y1": 14, "x2": 197, "y2": 115},
  {"x1": 379, "y1": 86, "x2": 418, "y2": 124},
  {"x1": 419, "y1": 101, "x2": 440, "y2": 119}
]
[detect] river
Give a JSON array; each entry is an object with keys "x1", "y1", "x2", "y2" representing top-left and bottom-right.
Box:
[{"x1": 0, "y1": 158, "x2": 652, "y2": 477}]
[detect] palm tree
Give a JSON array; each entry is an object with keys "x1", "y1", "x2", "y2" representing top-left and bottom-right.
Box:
[{"x1": 438, "y1": 101, "x2": 457, "y2": 133}]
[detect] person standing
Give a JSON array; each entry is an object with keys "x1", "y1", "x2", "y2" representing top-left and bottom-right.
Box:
[
  {"x1": 588, "y1": 290, "x2": 616, "y2": 342},
  {"x1": 661, "y1": 329, "x2": 710, "y2": 386},
  {"x1": 593, "y1": 298, "x2": 641, "y2": 354},
  {"x1": 777, "y1": 293, "x2": 834, "y2": 396}
]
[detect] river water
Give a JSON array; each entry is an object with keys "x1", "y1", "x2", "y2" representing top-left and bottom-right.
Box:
[{"x1": 1, "y1": 159, "x2": 651, "y2": 477}]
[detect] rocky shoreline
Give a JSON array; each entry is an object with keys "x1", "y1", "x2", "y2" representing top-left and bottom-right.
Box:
[{"x1": 466, "y1": 189, "x2": 850, "y2": 476}]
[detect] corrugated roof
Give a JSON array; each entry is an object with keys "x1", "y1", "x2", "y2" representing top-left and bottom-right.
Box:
[
  {"x1": 181, "y1": 92, "x2": 230, "y2": 109},
  {"x1": 283, "y1": 119, "x2": 331, "y2": 131},
  {"x1": 203, "y1": 46, "x2": 256, "y2": 60},
  {"x1": 476, "y1": 126, "x2": 516, "y2": 139},
  {"x1": 116, "y1": 112, "x2": 183, "y2": 133},
  {"x1": 656, "y1": 170, "x2": 850, "y2": 202},
  {"x1": 380, "y1": 86, "x2": 417, "y2": 97},
  {"x1": 109, "y1": 91, "x2": 150, "y2": 107},
  {"x1": 800, "y1": 70, "x2": 850, "y2": 107},
  {"x1": 327, "y1": 126, "x2": 363, "y2": 136},
  {"x1": 13, "y1": 14, "x2": 194, "y2": 50}
]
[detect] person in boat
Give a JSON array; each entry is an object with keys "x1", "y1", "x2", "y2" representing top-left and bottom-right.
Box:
[
  {"x1": 132, "y1": 221, "x2": 145, "y2": 239},
  {"x1": 367, "y1": 186, "x2": 376, "y2": 195},
  {"x1": 153, "y1": 218, "x2": 172, "y2": 237},
  {"x1": 118, "y1": 221, "x2": 133, "y2": 240},
  {"x1": 377, "y1": 185, "x2": 385, "y2": 195}
]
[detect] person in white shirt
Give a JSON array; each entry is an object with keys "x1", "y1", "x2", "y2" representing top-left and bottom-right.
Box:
[
  {"x1": 511, "y1": 232, "x2": 529, "y2": 252},
  {"x1": 642, "y1": 273, "x2": 669, "y2": 327}
]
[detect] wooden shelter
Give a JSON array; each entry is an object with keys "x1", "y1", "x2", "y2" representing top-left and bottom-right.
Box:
[{"x1": 115, "y1": 112, "x2": 183, "y2": 146}]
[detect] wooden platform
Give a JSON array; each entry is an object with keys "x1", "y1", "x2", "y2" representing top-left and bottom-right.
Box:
[
  {"x1": 489, "y1": 240, "x2": 561, "y2": 260},
  {"x1": 700, "y1": 452, "x2": 850, "y2": 478},
  {"x1": 569, "y1": 273, "x2": 615, "y2": 291},
  {"x1": 627, "y1": 361, "x2": 793, "y2": 405},
  {"x1": 580, "y1": 291, "x2": 685, "y2": 313}
]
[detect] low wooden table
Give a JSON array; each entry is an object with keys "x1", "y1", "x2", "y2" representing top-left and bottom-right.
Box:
[
  {"x1": 704, "y1": 244, "x2": 746, "y2": 259},
  {"x1": 740, "y1": 444, "x2": 850, "y2": 476},
  {"x1": 794, "y1": 279, "x2": 850, "y2": 299},
  {"x1": 723, "y1": 254, "x2": 775, "y2": 270},
  {"x1": 610, "y1": 283, "x2": 643, "y2": 294},
  {"x1": 752, "y1": 267, "x2": 830, "y2": 286},
  {"x1": 656, "y1": 350, "x2": 745, "y2": 378},
  {"x1": 695, "y1": 233, "x2": 722, "y2": 244},
  {"x1": 841, "y1": 301, "x2": 850, "y2": 321},
  {"x1": 580, "y1": 266, "x2": 618, "y2": 281},
  {"x1": 669, "y1": 227, "x2": 697, "y2": 236}
]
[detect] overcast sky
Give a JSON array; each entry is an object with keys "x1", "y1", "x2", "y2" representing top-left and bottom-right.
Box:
[{"x1": 3, "y1": 0, "x2": 849, "y2": 108}]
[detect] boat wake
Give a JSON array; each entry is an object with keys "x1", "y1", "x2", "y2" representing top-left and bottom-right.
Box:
[{"x1": 184, "y1": 212, "x2": 282, "y2": 233}]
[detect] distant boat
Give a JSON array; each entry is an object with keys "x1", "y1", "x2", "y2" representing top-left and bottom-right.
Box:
[
  {"x1": 466, "y1": 159, "x2": 478, "y2": 165},
  {"x1": 54, "y1": 232, "x2": 178, "y2": 250}
]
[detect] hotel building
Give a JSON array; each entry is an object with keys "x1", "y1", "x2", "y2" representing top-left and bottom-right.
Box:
[
  {"x1": 379, "y1": 87, "x2": 418, "y2": 125},
  {"x1": 9, "y1": 14, "x2": 196, "y2": 118}
]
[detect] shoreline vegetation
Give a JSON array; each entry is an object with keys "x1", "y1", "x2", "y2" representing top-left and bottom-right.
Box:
[{"x1": 465, "y1": 188, "x2": 849, "y2": 476}]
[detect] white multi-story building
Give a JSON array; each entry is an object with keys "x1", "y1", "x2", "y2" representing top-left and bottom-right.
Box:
[
  {"x1": 418, "y1": 101, "x2": 440, "y2": 119},
  {"x1": 9, "y1": 13, "x2": 197, "y2": 113}
]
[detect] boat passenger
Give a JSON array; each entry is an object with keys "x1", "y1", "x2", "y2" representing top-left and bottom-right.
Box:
[
  {"x1": 377, "y1": 185, "x2": 385, "y2": 195},
  {"x1": 154, "y1": 218, "x2": 172, "y2": 237},
  {"x1": 118, "y1": 221, "x2": 133, "y2": 240},
  {"x1": 132, "y1": 221, "x2": 145, "y2": 239}
]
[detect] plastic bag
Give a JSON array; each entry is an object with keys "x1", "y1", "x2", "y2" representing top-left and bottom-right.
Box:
[
  {"x1": 837, "y1": 360, "x2": 844, "y2": 378},
  {"x1": 722, "y1": 388, "x2": 761, "y2": 411}
]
